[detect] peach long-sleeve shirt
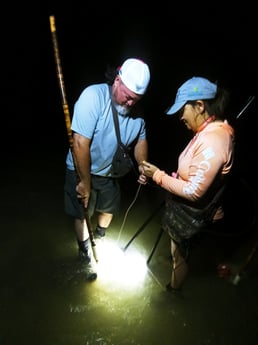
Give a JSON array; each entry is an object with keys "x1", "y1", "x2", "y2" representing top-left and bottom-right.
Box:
[{"x1": 153, "y1": 120, "x2": 235, "y2": 217}]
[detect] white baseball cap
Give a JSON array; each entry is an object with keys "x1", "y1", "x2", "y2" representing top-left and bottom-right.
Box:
[{"x1": 119, "y1": 58, "x2": 150, "y2": 95}]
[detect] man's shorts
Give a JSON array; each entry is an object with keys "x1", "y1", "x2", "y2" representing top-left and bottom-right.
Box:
[{"x1": 64, "y1": 169, "x2": 121, "y2": 219}]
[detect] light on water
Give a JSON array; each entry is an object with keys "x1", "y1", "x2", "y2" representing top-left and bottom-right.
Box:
[{"x1": 92, "y1": 238, "x2": 148, "y2": 289}]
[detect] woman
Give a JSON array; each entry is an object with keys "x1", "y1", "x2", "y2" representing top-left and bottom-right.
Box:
[{"x1": 142, "y1": 76, "x2": 235, "y2": 292}]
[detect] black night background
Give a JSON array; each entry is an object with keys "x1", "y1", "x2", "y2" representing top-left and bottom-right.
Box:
[
  {"x1": 1, "y1": 3, "x2": 258, "y2": 345},
  {"x1": 3, "y1": 3, "x2": 257, "y2": 180}
]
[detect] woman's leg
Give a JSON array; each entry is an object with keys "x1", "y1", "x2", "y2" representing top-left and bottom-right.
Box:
[{"x1": 170, "y1": 239, "x2": 189, "y2": 290}]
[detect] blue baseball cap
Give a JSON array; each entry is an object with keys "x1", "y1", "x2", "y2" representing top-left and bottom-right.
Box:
[{"x1": 166, "y1": 77, "x2": 218, "y2": 115}]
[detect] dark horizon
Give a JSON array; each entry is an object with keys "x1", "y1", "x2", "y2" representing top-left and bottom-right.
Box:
[{"x1": 3, "y1": 7, "x2": 257, "y2": 186}]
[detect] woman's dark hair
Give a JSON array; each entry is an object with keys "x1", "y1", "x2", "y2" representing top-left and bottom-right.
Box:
[
  {"x1": 188, "y1": 86, "x2": 230, "y2": 120},
  {"x1": 205, "y1": 86, "x2": 230, "y2": 119}
]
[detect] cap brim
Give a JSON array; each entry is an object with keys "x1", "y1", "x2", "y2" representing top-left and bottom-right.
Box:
[{"x1": 166, "y1": 100, "x2": 186, "y2": 115}]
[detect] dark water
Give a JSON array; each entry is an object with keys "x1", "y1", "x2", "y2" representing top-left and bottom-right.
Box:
[
  {"x1": 1, "y1": 147, "x2": 258, "y2": 345},
  {"x1": 2, "y1": 76, "x2": 257, "y2": 344}
]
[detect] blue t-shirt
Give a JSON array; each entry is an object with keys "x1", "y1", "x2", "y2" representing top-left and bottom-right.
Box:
[{"x1": 66, "y1": 83, "x2": 146, "y2": 176}]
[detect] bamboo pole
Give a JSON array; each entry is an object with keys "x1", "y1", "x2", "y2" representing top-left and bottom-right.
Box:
[{"x1": 49, "y1": 15, "x2": 98, "y2": 262}]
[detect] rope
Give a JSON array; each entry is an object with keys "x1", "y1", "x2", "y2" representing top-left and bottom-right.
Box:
[{"x1": 116, "y1": 183, "x2": 142, "y2": 243}]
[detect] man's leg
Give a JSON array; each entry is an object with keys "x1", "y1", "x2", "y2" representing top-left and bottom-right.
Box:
[
  {"x1": 95, "y1": 213, "x2": 113, "y2": 239},
  {"x1": 75, "y1": 218, "x2": 97, "y2": 281}
]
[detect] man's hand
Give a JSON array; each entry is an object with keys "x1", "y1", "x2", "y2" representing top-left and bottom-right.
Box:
[
  {"x1": 76, "y1": 181, "x2": 90, "y2": 208},
  {"x1": 137, "y1": 163, "x2": 148, "y2": 184}
]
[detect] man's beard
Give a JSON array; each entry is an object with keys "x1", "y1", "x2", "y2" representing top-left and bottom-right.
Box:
[{"x1": 114, "y1": 103, "x2": 130, "y2": 116}]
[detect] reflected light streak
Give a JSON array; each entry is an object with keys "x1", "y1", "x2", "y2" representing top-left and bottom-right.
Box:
[{"x1": 92, "y1": 238, "x2": 148, "y2": 289}]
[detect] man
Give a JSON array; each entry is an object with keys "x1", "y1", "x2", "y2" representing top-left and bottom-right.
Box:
[{"x1": 64, "y1": 58, "x2": 150, "y2": 280}]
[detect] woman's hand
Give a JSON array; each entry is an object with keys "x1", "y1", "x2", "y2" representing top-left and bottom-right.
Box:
[{"x1": 140, "y1": 160, "x2": 159, "y2": 178}]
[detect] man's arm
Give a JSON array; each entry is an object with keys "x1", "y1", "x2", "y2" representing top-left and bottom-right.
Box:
[
  {"x1": 134, "y1": 138, "x2": 148, "y2": 184},
  {"x1": 72, "y1": 133, "x2": 92, "y2": 207},
  {"x1": 134, "y1": 138, "x2": 148, "y2": 165}
]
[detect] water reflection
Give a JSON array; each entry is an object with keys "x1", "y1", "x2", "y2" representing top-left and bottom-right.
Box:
[{"x1": 1, "y1": 154, "x2": 258, "y2": 345}]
